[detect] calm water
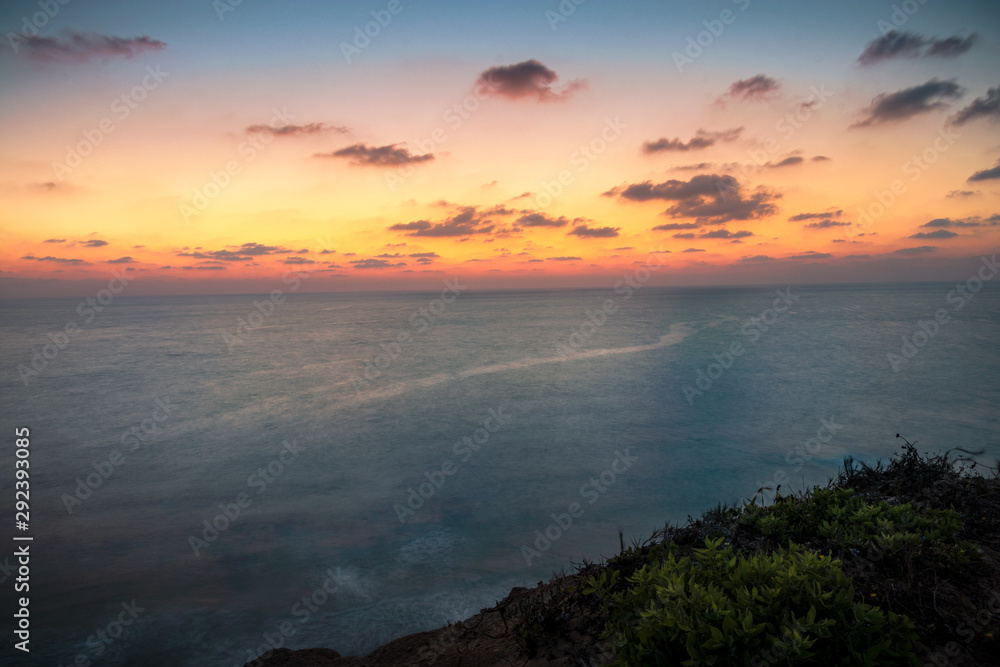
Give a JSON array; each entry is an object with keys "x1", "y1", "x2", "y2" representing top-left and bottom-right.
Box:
[{"x1": 1, "y1": 283, "x2": 998, "y2": 665}]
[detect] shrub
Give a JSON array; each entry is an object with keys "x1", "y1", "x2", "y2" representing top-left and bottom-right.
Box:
[{"x1": 588, "y1": 537, "x2": 919, "y2": 666}]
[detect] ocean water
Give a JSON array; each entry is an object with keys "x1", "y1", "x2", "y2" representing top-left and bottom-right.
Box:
[{"x1": 1, "y1": 283, "x2": 998, "y2": 666}]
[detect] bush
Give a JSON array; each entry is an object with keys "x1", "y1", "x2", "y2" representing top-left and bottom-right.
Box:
[{"x1": 588, "y1": 537, "x2": 919, "y2": 666}]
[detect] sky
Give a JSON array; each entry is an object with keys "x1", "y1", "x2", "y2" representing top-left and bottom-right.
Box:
[{"x1": 1, "y1": 0, "x2": 999, "y2": 297}]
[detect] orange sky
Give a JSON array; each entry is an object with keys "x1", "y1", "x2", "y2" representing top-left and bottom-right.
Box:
[{"x1": 2, "y1": 0, "x2": 999, "y2": 296}]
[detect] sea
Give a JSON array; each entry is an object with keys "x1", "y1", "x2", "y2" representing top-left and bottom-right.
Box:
[{"x1": 1, "y1": 282, "x2": 998, "y2": 666}]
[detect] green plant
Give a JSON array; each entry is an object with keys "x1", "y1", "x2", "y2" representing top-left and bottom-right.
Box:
[{"x1": 589, "y1": 537, "x2": 919, "y2": 666}]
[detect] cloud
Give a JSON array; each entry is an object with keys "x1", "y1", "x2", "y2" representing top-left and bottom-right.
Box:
[
  {"x1": 476, "y1": 59, "x2": 586, "y2": 102},
  {"x1": 968, "y1": 160, "x2": 1000, "y2": 182},
  {"x1": 517, "y1": 213, "x2": 569, "y2": 228},
  {"x1": 789, "y1": 210, "x2": 843, "y2": 222},
  {"x1": 788, "y1": 251, "x2": 833, "y2": 260},
  {"x1": 608, "y1": 174, "x2": 779, "y2": 224},
  {"x1": 642, "y1": 127, "x2": 742, "y2": 153},
  {"x1": 177, "y1": 242, "x2": 295, "y2": 262},
  {"x1": 682, "y1": 248, "x2": 705, "y2": 253},
  {"x1": 946, "y1": 189, "x2": 979, "y2": 198},
  {"x1": 389, "y1": 206, "x2": 495, "y2": 237},
  {"x1": 856, "y1": 30, "x2": 976, "y2": 66},
  {"x1": 318, "y1": 143, "x2": 434, "y2": 167},
  {"x1": 546, "y1": 256, "x2": 581, "y2": 261},
  {"x1": 351, "y1": 258, "x2": 406, "y2": 269},
  {"x1": 673, "y1": 233, "x2": 695, "y2": 239},
  {"x1": 283, "y1": 257, "x2": 316, "y2": 264},
  {"x1": 569, "y1": 224, "x2": 620, "y2": 238},
  {"x1": 181, "y1": 265, "x2": 226, "y2": 271},
  {"x1": 910, "y1": 229, "x2": 958, "y2": 239},
  {"x1": 652, "y1": 222, "x2": 702, "y2": 231},
  {"x1": 408, "y1": 252, "x2": 439, "y2": 258},
  {"x1": 699, "y1": 229, "x2": 753, "y2": 239},
  {"x1": 15, "y1": 30, "x2": 166, "y2": 63},
  {"x1": 852, "y1": 79, "x2": 962, "y2": 127},
  {"x1": 951, "y1": 86, "x2": 1000, "y2": 126},
  {"x1": 246, "y1": 122, "x2": 349, "y2": 136},
  {"x1": 107, "y1": 257, "x2": 133, "y2": 264},
  {"x1": 765, "y1": 156, "x2": 804, "y2": 169},
  {"x1": 804, "y1": 220, "x2": 851, "y2": 229},
  {"x1": 893, "y1": 246, "x2": 937, "y2": 255},
  {"x1": 740, "y1": 255, "x2": 774, "y2": 263},
  {"x1": 21, "y1": 255, "x2": 90, "y2": 264},
  {"x1": 921, "y1": 217, "x2": 983, "y2": 228},
  {"x1": 812, "y1": 155, "x2": 831, "y2": 161},
  {"x1": 718, "y1": 74, "x2": 781, "y2": 103},
  {"x1": 43, "y1": 238, "x2": 66, "y2": 243},
  {"x1": 81, "y1": 239, "x2": 108, "y2": 247}
]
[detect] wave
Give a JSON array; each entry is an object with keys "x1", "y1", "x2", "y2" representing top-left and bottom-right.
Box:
[{"x1": 348, "y1": 323, "x2": 695, "y2": 405}]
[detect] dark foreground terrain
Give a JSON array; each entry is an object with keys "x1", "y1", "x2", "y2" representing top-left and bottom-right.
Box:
[{"x1": 248, "y1": 439, "x2": 1000, "y2": 666}]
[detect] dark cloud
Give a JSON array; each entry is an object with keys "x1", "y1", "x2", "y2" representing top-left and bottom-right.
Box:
[
  {"x1": 682, "y1": 248, "x2": 705, "y2": 253},
  {"x1": 700, "y1": 229, "x2": 753, "y2": 239},
  {"x1": 21, "y1": 255, "x2": 90, "y2": 265},
  {"x1": 719, "y1": 74, "x2": 781, "y2": 102},
  {"x1": 952, "y1": 86, "x2": 1000, "y2": 126},
  {"x1": 569, "y1": 224, "x2": 620, "y2": 238},
  {"x1": 42, "y1": 238, "x2": 66, "y2": 243},
  {"x1": 789, "y1": 210, "x2": 843, "y2": 222},
  {"x1": 177, "y1": 242, "x2": 294, "y2": 262},
  {"x1": 804, "y1": 220, "x2": 851, "y2": 229},
  {"x1": 910, "y1": 229, "x2": 958, "y2": 239},
  {"x1": 351, "y1": 259, "x2": 406, "y2": 269},
  {"x1": 673, "y1": 233, "x2": 696, "y2": 239},
  {"x1": 740, "y1": 255, "x2": 774, "y2": 263},
  {"x1": 181, "y1": 265, "x2": 226, "y2": 271},
  {"x1": 389, "y1": 206, "x2": 495, "y2": 237},
  {"x1": 318, "y1": 143, "x2": 434, "y2": 167},
  {"x1": 16, "y1": 31, "x2": 166, "y2": 63},
  {"x1": 106, "y1": 257, "x2": 133, "y2": 264},
  {"x1": 857, "y1": 31, "x2": 975, "y2": 66},
  {"x1": 968, "y1": 160, "x2": 1000, "y2": 182},
  {"x1": 546, "y1": 256, "x2": 581, "y2": 261},
  {"x1": 408, "y1": 252, "x2": 439, "y2": 258},
  {"x1": 920, "y1": 217, "x2": 982, "y2": 228},
  {"x1": 642, "y1": 127, "x2": 742, "y2": 153},
  {"x1": 283, "y1": 257, "x2": 316, "y2": 264},
  {"x1": 812, "y1": 155, "x2": 831, "y2": 161},
  {"x1": 673, "y1": 162, "x2": 715, "y2": 171},
  {"x1": 82, "y1": 239, "x2": 108, "y2": 247},
  {"x1": 607, "y1": 174, "x2": 779, "y2": 224},
  {"x1": 517, "y1": 213, "x2": 569, "y2": 228},
  {"x1": 789, "y1": 252, "x2": 833, "y2": 260},
  {"x1": 476, "y1": 59, "x2": 586, "y2": 102},
  {"x1": 852, "y1": 79, "x2": 962, "y2": 127},
  {"x1": 652, "y1": 222, "x2": 702, "y2": 231},
  {"x1": 926, "y1": 34, "x2": 977, "y2": 58},
  {"x1": 893, "y1": 246, "x2": 937, "y2": 255},
  {"x1": 946, "y1": 190, "x2": 979, "y2": 198},
  {"x1": 766, "y1": 156, "x2": 804, "y2": 169},
  {"x1": 246, "y1": 122, "x2": 349, "y2": 136}
]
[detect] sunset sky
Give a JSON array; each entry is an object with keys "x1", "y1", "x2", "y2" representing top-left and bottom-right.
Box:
[{"x1": 2, "y1": 0, "x2": 999, "y2": 296}]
